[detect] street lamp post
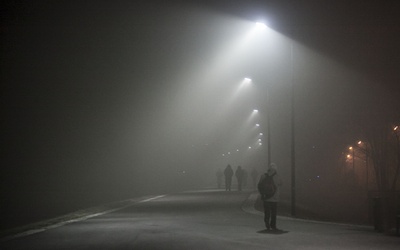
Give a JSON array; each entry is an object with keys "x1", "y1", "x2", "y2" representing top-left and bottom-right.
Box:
[
  {"x1": 253, "y1": 22, "x2": 296, "y2": 216},
  {"x1": 349, "y1": 142, "x2": 370, "y2": 190},
  {"x1": 357, "y1": 141, "x2": 369, "y2": 192},
  {"x1": 290, "y1": 40, "x2": 296, "y2": 217},
  {"x1": 394, "y1": 126, "x2": 400, "y2": 189},
  {"x1": 266, "y1": 87, "x2": 271, "y2": 168}
]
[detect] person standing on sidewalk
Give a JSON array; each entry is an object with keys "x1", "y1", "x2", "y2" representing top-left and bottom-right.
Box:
[
  {"x1": 235, "y1": 166, "x2": 244, "y2": 191},
  {"x1": 224, "y1": 164, "x2": 234, "y2": 191},
  {"x1": 257, "y1": 163, "x2": 283, "y2": 230}
]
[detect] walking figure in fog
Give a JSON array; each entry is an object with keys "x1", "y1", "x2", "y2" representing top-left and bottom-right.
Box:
[
  {"x1": 216, "y1": 168, "x2": 223, "y2": 189},
  {"x1": 224, "y1": 164, "x2": 234, "y2": 191},
  {"x1": 258, "y1": 163, "x2": 283, "y2": 230},
  {"x1": 235, "y1": 166, "x2": 244, "y2": 191}
]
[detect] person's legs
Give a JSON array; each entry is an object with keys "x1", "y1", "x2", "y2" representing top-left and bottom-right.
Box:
[
  {"x1": 263, "y1": 201, "x2": 271, "y2": 229},
  {"x1": 270, "y1": 202, "x2": 278, "y2": 229}
]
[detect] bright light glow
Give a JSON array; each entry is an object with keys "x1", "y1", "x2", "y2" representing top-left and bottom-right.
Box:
[
  {"x1": 236, "y1": 77, "x2": 253, "y2": 92},
  {"x1": 256, "y1": 123, "x2": 260, "y2": 127},
  {"x1": 349, "y1": 146, "x2": 353, "y2": 150},
  {"x1": 259, "y1": 133, "x2": 263, "y2": 136},
  {"x1": 236, "y1": 149, "x2": 239, "y2": 152},
  {"x1": 248, "y1": 146, "x2": 252, "y2": 149},
  {"x1": 259, "y1": 143, "x2": 263, "y2": 146},
  {"x1": 244, "y1": 77, "x2": 252, "y2": 83},
  {"x1": 255, "y1": 22, "x2": 267, "y2": 30},
  {"x1": 395, "y1": 126, "x2": 399, "y2": 131},
  {"x1": 357, "y1": 141, "x2": 362, "y2": 145},
  {"x1": 253, "y1": 109, "x2": 259, "y2": 113},
  {"x1": 347, "y1": 154, "x2": 351, "y2": 159}
]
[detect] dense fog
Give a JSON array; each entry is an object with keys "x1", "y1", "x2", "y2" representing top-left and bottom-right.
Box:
[{"x1": 2, "y1": 1, "x2": 399, "y2": 229}]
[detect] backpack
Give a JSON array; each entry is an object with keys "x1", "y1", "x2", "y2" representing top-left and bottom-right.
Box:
[{"x1": 258, "y1": 173, "x2": 276, "y2": 199}]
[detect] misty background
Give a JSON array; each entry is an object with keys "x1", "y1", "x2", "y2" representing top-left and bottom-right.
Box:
[{"x1": 1, "y1": 0, "x2": 400, "y2": 229}]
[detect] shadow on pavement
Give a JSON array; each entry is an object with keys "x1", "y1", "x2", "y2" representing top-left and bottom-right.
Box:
[{"x1": 257, "y1": 229, "x2": 289, "y2": 235}]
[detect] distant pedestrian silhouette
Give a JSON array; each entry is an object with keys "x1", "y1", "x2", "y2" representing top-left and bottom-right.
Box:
[
  {"x1": 224, "y1": 164, "x2": 234, "y2": 191},
  {"x1": 235, "y1": 166, "x2": 244, "y2": 191}
]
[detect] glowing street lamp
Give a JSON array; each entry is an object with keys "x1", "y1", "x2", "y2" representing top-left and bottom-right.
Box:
[
  {"x1": 255, "y1": 22, "x2": 267, "y2": 30},
  {"x1": 348, "y1": 146, "x2": 355, "y2": 171},
  {"x1": 244, "y1": 77, "x2": 252, "y2": 83}
]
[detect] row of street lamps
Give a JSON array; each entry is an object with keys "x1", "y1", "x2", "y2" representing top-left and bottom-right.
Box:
[
  {"x1": 346, "y1": 125, "x2": 399, "y2": 190},
  {"x1": 219, "y1": 20, "x2": 297, "y2": 216},
  {"x1": 347, "y1": 141, "x2": 369, "y2": 189},
  {"x1": 220, "y1": 101, "x2": 265, "y2": 157}
]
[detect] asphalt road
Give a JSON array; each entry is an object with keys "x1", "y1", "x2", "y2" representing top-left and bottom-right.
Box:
[{"x1": 1, "y1": 189, "x2": 399, "y2": 249}]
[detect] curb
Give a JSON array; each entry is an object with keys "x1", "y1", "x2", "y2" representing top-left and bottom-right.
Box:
[{"x1": 242, "y1": 192, "x2": 372, "y2": 229}]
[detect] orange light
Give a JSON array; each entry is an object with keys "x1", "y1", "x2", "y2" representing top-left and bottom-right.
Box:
[{"x1": 349, "y1": 146, "x2": 353, "y2": 150}]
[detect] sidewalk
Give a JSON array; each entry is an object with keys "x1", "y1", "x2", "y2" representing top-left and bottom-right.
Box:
[
  {"x1": 244, "y1": 192, "x2": 359, "y2": 222},
  {"x1": 242, "y1": 192, "x2": 400, "y2": 249}
]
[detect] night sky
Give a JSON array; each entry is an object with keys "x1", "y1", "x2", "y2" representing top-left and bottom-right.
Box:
[{"x1": 1, "y1": 0, "x2": 400, "y2": 228}]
